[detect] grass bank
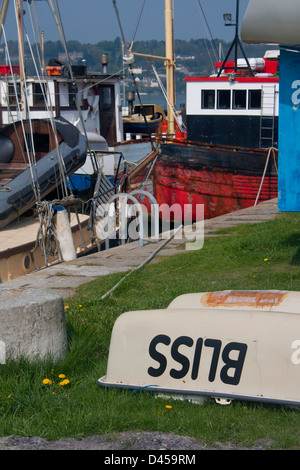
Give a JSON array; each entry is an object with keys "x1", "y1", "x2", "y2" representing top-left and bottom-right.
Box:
[{"x1": 2, "y1": 212, "x2": 300, "y2": 448}]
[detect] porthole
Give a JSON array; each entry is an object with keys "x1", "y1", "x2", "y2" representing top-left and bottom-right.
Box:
[{"x1": 23, "y1": 254, "x2": 31, "y2": 271}]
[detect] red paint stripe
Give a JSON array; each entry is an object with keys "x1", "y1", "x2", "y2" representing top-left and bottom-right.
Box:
[{"x1": 185, "y1": 76, "x2": 279, "y2": 83}]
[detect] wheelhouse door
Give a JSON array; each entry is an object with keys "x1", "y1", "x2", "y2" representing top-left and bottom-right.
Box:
[{"x1": 99, "y1": 85, "x2": 116, "y2": 145}]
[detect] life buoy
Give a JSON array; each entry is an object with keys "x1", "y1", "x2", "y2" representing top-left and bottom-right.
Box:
[{"x1": 83, "y1": 84, "x2": 99, "y2": 112}]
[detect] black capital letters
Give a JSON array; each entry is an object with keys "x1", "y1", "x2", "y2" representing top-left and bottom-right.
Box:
[
  {"x1": 220, "y1": 342, "x2": 248, "y2": 385},
  {"x1": 148, "y1": 335, "x2": 171, "y2": 377}
]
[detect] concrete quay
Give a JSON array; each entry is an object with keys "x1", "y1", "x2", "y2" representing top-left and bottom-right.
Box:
[{"x1": 0, "y1": 199, "x2": 279, "y2": 300}]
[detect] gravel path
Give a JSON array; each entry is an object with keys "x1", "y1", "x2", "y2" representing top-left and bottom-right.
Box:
[{"x1": 0, "y1": 432, "x2": 273, "y2": 450}]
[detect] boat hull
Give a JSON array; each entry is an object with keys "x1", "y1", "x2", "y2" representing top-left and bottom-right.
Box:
[
  {"x1": 98, "y1": 290, "x2": 300, "y2": 407},
  {"x1": 123, "y1": 118, "x2": 162, "y2": 136},
  {"x1": 153, "y1": 142, "x2": 278, "y2": 221}
]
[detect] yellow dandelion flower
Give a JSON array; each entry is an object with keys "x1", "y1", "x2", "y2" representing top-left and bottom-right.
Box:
[
  {"x1": 58, "y1": 374, "x2": 66, "y2": 379},
  {"x1": 65, "y1": 305, "x2": 69, "y2": 309},
  {"x1": 59, "y1": 379, "x2": 70, "y2": 386},
  {"x1": 8, "y1": 394, "x2": 12, "y2": 398},
  {"x1": 165, "y1": 405, "x2": 172, "y2": 409},
  {"x1": 42, "y1": 378, "x2": 52, "y2": 385},
  {"x1": 78, "y1": 305, "x2": 82, "y2": 308},
  {"x1": 264, "y1": 258, "x2": 269, "y2": 262}
]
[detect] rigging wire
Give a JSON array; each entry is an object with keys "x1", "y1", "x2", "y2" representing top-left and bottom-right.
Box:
[
  {"x1": 150, "y1": 60, "x2": 185, "y2": 132},
  {"x1": 48, "y1": 0, "x2": 91, "y2": 194},
  {"x1": 16, "y1": 0, "x2": 69, "y2": 199},
  {"x1": 195, "y1": 0, "x2": 219, "y2": 62},
  {"x1": 1, "y1": 25, "x2": 40, "y2": 201},
  {"x1": 111, "y1": 0, "x2": 155, "y2": 149},
  {"x1": 129, "y1": 0, "x2": 146, "y2": 51},
  {"x1": 26, "y1": 33, "x2": 69, "y2": 198},
  {"x1": 80, "y1": 68, "x2": 124, "y2": 93},
  {"x1": 27, "y1": 0, "x2": 46, "y2": 76},
  {"x1": 26, "y1": 3, "x2": 68, "y2": 196},
  {"x1": 112, "y1": 0, "x2": 184, "y2": 136},
  {"x1": 191, "y1": 0, "x2": 216, "y2": 72},
  {"x1": 4, "y1": 4, "x2": 42, "y2": 202},
  {"x1": 111, "y1": 0, "x2": 127, "y2": 46},
  {"x1": 25, "y1": 0, "x2": 73, "y2": 198}
]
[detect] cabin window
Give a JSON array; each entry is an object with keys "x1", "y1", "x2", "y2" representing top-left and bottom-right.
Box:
[
  {"x1": 99, "y1": 86, "x2": 112, "y2": 110},
  {"x1": 217, "y1": 90, "x2": 231, "y2": 109},
  {"x1": 68, "y1": 83, "x2": 77, "y2": 106},
  {"x1": 33, "y1": 83, "x2": 46, "y2": 106},
  {"x1": 248, "y1": 90, "x2": 262, "y2": 109},
  {"x1": 8, "y1": 82, "x2": 21, "y2": 106},
  {"x1": 25, "y1": 132, "x2": 49, "y2": 153},
  {"x1": 201, "y1": 90, "x2": 215, "y2": 109},
  {"x1": 233, "y1": 90, "x2": 246, "y2": 109},
  {"x1": 134, "y1": 105, "x2": 155, "y2": 116}
]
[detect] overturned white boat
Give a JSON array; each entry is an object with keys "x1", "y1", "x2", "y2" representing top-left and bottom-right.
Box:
[{"x1": 98, "y1": 290, "x2": 300, "y2": 407}]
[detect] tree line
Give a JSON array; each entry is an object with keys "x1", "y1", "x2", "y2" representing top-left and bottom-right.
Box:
[{"x1": 0, "y1": 37, "x2": 277, "y2": 93}]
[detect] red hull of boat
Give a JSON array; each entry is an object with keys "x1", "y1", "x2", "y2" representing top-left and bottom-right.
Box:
[{"x1": 151, "y1": 143, "x2": 278, "y2": 221}]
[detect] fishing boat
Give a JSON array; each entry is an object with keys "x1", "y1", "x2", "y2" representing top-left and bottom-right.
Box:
[
  {"x1": 123, "y1": 92, "x2": 165, "y2": 139},
  {"x1": 0, "y1": 0, "x2": 125, "y2": 281},
  {"x1": 122, "y1": 0, "x2": 279, "y2": 222},
  {"x1": 0, "y1": 58, "x2": 124, "y2": 191},
  {"x1": 150, "y1": 0, "x2": 279, "y2": 221}
]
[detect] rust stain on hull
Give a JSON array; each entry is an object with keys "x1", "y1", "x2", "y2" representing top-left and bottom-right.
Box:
[{"x1": 201, "y1": 290, "x2": 289, "y2": 310}]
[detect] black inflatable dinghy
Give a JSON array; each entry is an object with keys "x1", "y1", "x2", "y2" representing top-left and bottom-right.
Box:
[{"x1": 0, "y1": 117, "x2": 87, "y2": 229}]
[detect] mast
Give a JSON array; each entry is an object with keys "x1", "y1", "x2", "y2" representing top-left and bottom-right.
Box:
[
  {"x1": 16, "y1": 0, "x2": 27, "y2": 118},
  {"x1": 217, "y1": 0, "x2": 254, "y2": 77},
  {"x1": 0, "y1": 1, "x2": 26, "y2": 116},
  {"x1": 0, "y1": 0, "x2": 9, "y2": 41},
  {"x1": 165, "y1": 0, "x2": 175, "y2": 136},
  {"x1": 130, "y1": 0, "x2": 176, "y2": 137}
]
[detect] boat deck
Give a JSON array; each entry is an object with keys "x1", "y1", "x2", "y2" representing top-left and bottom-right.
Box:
[
  {"x1": 0, "y1": 213, "x2": 90, "y2": 282},
  {"x1": 0, "y1": 217, "x2": 40, "y2": 252}
]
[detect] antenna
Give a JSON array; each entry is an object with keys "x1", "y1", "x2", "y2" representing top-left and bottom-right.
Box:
[{"x1": 217, "y1": 0, "x2": 254, "y2": 77}]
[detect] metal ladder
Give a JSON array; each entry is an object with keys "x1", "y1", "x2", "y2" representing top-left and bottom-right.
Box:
[
  {"x1": 259, "y1": 85, "x2": 276, "y2": 148},
  {"x1": 87, "y1": 168, "x2": 116, "y2": 241}
]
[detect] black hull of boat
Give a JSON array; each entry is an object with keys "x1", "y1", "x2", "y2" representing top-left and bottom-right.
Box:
[{"x1": 123, "y1": 119, "x2": 161, "y2": 136}]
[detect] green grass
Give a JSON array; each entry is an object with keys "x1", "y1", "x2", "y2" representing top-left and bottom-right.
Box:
[{"x1": 2, "y1": 212, "x2": 300, "y2": 448}]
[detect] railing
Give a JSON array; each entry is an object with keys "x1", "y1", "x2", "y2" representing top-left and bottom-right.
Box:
[{"x1": 103, "y1": 190, "x2": 159, "y2": 250}]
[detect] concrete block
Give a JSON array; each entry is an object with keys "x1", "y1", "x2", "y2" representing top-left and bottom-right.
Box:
[{"x1": 0, "y1": 288, "x2": 68, "y2": 362}]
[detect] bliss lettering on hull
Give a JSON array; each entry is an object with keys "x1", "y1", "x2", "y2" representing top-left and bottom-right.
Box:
[{"x1": 148, "y1": 335, "x2": 248, "y2": 386}]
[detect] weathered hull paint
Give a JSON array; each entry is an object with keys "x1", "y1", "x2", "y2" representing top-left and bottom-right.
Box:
[{"x1": 154, "y1": 142, "x2": 278, "y2": 221}]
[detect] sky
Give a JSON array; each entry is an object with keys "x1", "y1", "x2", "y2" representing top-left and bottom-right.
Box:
[{"x1": 1, "y1": 0, "x2": 251, "y2": 44}]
